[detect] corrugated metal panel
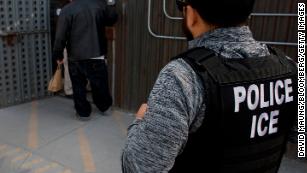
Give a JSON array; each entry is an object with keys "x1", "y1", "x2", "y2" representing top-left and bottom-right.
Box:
[
  {"x1": 113, "y1": 0, "x2": 302, "y2": 111},
  {"x1": 0, "y1": 0, "x2": 52, "y2": 108},
  {"x1": 0, "y1": 0, "x2": 18, "y2": 106},
  {"x1": 251, "y1": 0, "x2": 304, "y2": 62},
  {"x1": 113, "y1": 0, "x2": 186, "y2": 111}
]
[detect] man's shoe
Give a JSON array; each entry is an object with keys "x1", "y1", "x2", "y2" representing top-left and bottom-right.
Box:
[
  {"x1": 98, "y1": 106, "x2": 112, "y2": 116},
  {"x1": 75, "y1": 113, "x2": 91, "y2": 121},
  {"x1": 97, "y1": 102, "x2": 112, "y2": 114}
]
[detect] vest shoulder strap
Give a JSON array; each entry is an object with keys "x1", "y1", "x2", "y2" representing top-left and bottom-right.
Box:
[
  {"x1": 267, "y1": 46, "x2": 297, "y2": 71},
  {"x1": 172, "y1": 47, "x2": 217, "y2": 85},
  {"x1": 172, "y1": 47, "x2": 216, "y2": 62},
  {"x1": 174, "y1": 46, "x2": 297, "y2": 85}
]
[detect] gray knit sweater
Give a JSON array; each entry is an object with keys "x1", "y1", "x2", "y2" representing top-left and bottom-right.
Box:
[{"x1": 121, "y1": 26, "x2": 290, "y2": 172}]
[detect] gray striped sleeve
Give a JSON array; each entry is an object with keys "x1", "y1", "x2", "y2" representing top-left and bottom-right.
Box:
[{"x1": 122, "y1": 59, "x2": 205, "y2": 172}]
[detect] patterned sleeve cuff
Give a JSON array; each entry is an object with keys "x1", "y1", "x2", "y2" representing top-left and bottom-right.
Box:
[{"x1": 127, "y1": 118, "x2": 142, "y2": 132}]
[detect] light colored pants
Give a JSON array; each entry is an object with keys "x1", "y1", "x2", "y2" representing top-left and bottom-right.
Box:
[{"x1": 63, "y1": 49, "x2": 73, "y2": 95}]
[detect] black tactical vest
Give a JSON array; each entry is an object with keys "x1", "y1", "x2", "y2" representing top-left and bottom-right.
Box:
[{"x1": 169, "y1": 47, "x2": 297, "y2": 173}]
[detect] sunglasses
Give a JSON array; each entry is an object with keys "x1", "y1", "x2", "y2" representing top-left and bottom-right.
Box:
[{"x1": 176, "y1": 0, "x2": 189, "y2": 12}]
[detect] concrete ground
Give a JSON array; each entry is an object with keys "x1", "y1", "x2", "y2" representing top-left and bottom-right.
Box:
[{"x1": 0, "y1": 97, "x2": 306, "y2": 173}]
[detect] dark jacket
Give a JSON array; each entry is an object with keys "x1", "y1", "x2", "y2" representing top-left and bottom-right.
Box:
[{"x1": 53, "y1": 0, "x2": 117, "y2": 61}]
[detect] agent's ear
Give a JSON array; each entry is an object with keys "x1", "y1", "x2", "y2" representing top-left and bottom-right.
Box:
[{"x1": 185, "y1": 5, "x2": 197, "y2": 31}]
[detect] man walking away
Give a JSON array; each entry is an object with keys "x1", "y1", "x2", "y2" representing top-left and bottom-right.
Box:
[{"x1": 53, "y1": 0, "x2": 117, "y2": 120}]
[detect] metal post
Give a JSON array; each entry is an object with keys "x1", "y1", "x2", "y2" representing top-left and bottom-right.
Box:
[{"x1": 112, "y1": 32, "x2": 116, "y2": 101}]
